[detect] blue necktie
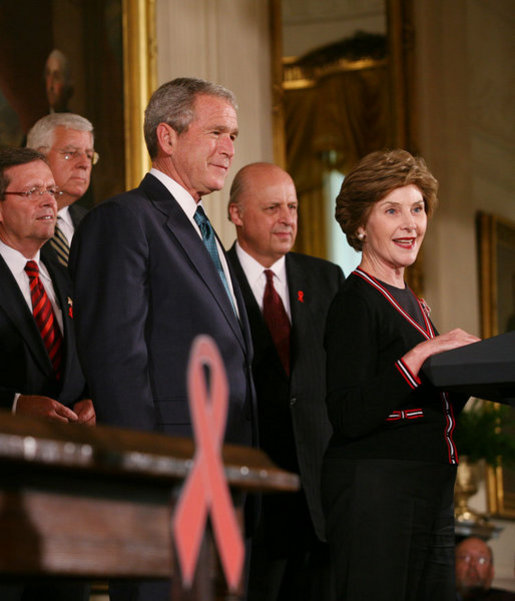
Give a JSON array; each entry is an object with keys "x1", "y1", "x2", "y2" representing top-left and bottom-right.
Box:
[{"x1": 194, "y1": 206, "x2": 236, "y2": 314}]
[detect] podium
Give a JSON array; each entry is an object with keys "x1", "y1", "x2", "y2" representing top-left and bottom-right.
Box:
[
  {"x1": 0, "y1": 411, "x2": 299, "y2": 600},
  {"x1": 422, "y1": 331, "x2": 515, "y2": 405}
]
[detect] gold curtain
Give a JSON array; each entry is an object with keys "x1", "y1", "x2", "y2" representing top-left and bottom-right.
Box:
[{"x1": 285, "y1": 63, "x2": 391, "y2": 259}]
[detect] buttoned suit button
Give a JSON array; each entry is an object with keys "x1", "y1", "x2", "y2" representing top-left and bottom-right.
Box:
[{"x1": 289, "y1": 397, "x2": 297, "y2": 406}]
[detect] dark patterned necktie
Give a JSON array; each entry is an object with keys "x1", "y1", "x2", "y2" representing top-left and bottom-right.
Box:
[
  {"x1": 194, "y1": 206, "x2": 236, "y2": 314},
  {"x1": 263, "y1": 269, "x2": 291, "y2": 375},
  {"x1": 50, "y1": 221, "x2": 70, "y2": 266},
  {"x1": 24, "y1": 261, "x2": 63, "y2": 379}
]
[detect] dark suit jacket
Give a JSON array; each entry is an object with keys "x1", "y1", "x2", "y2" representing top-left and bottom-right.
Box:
[
  {"x1": 457, "y1": 588, "x2": 515, "y2": 600},
  {"x1": 0, "y1": 245, "x2": 86, "y2": 409},
  {"x1": 0, "y1": 243, "x2": 88, "y2": 601},
  {"x1": 228, "y1": 245, "x2": 344, "y2": 543},
  {"x1": 68, "y1": 203, "x2": 88, "y2": 228},
  {"x1": 69, "y1": 174, "x2": 255, "y2": 447}
]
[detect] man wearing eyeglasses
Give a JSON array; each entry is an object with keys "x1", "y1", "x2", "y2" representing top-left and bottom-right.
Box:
[
  {"x1": 0, "y1": 147, "x2": 94, "y2": 599},
  {"x1": 26, "y1": 112, "x2": 98, "y2": 267},
  {"x1": 455, "y1": 537, "x2": 515, "y2": 600}
]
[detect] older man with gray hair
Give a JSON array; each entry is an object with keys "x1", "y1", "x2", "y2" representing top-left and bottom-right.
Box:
[{"x1": 26, "y1": 113, "x2": 98, "y2": 265}]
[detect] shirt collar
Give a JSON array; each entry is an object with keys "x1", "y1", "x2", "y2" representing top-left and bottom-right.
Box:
[
  {"x1": 150, "y1": 167, "x2": 199, "y2": 222},
  {"x1": 0, "y1": 239, "x2": 41, "y2": 275},
  {"x1": 235, "y1": 242, "x2": 287, "y2": 284},
  {"x1": 57, "y1": 205, "x2": 73, "y2": 228}
]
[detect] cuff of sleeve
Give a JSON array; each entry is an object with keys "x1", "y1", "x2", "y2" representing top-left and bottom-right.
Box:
[
  {"x1": 12, "y1": 392, "x2": 21, "y2": 414},
  {"x1": 395, "y1": 359, "x2": 421, "y2": 390}
]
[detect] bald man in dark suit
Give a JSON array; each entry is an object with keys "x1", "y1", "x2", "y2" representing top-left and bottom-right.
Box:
[{"x1": 227, "y1": 162, "x2": 344, "y2": 601}]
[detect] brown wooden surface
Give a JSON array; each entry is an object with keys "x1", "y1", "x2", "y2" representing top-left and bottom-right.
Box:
[
  {"x1": 0, "y1": 410, "x2": 298, "y2": 596},
  {"x1": 0, "y1": 410, "x2": 299, "y2": 491},
  {"x1": 0, "y1": 486, "x2": 172, "y2": 577}
]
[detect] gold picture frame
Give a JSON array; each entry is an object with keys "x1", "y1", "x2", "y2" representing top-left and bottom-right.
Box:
[
  {"x1": 123, "y1": 0, "x2": 157, "y2": 189},
  {"x1": 268, "y1": 0, "x2": 425, "y2": 294},
  {"x1": 477, "y1": 212, "x2": 515, "y2": 519},
  {"x1": 0, "y1": 0, "x2": 155, "y2": 202}
]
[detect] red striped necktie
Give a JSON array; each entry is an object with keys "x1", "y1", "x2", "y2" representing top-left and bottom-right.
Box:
[
  {"x1": 262, "y1": 269, "x2": 291, "y2": 375},
  {"x1": 24, "y1": 260, "x2": 63, "y2": 379}
]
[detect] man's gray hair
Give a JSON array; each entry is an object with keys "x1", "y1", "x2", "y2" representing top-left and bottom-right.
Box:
[
  {"x1": 26, "y1": 113, "x2": 94, "y2": 152},
  {"x1": 143, "y1": 77, "x2": 237, "y2": 159}
]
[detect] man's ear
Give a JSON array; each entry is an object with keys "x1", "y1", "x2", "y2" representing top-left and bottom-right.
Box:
[
  {"x1": 228, "y1": 202, "x2": 243, "y2": 226},
  {"x1": 156, "y1": 122, "x2": 177, "y2": 156}
]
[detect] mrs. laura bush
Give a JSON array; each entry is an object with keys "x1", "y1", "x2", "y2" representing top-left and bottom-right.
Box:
[{"x1": 322, "y1": 149, "x2": 479, "y2": 601}]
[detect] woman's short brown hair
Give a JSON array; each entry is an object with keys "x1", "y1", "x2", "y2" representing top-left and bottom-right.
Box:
[{"x1": 335, "y1": 149, "x2": 438, "y2": 251}]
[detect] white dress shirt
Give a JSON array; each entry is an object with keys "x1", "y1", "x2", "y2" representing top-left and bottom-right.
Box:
[
  {"x1": 56, "y1": 206, "x2": 75, "y2": 246},
  {"x1": 234, "y1": 242, "x2": 291, "y2": 320},
  {"x1": 0, "y1": 240, "x2": 64, "y2": 332}
]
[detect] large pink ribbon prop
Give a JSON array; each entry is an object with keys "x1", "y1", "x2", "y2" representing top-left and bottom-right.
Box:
[{"x1": 172, "y1": 335, "x2": 244, "y2": 590}]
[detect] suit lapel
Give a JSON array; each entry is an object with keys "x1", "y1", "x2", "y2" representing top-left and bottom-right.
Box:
[
  {"x1": 227, "y1": 257, "x2": 255, "y2": 356},
  {"x1": 68, "y1": 203, "x2": 88, "y2": 228},
  {"x1": 140, "y1": 175, "x2": 246, "y2": 351},
  {"x1": 228, "y1": 247, "x2": 267, "y2": 335},
  {"x1": 227, "y1": 245, "x2": 283, "y2": 370},
  {"x1": 286, "y1": 254, "x2": 312, "y2": 369},
  {"x1": 0, "y1": 255, "x2": 53, "y2": 375}
]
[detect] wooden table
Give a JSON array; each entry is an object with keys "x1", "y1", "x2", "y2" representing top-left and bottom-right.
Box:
[{"x1": 0, "y1": 411, "x2": 299, "y2": 600}]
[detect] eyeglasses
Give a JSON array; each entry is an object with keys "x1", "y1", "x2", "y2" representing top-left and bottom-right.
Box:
[
  {"x1": 457, "y1": 554, "x2": 491, "y2": 566},
  {"x1": 57, "y1": 148, "x2": 100, "y2": 165},
  {"x1": 4, "y1": 186, "x2": 60, "y2": 199}
]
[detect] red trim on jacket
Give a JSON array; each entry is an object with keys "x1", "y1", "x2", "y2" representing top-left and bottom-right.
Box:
[{"x1": 354, "y1": 268, "x2": 459, "y2": 465}]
